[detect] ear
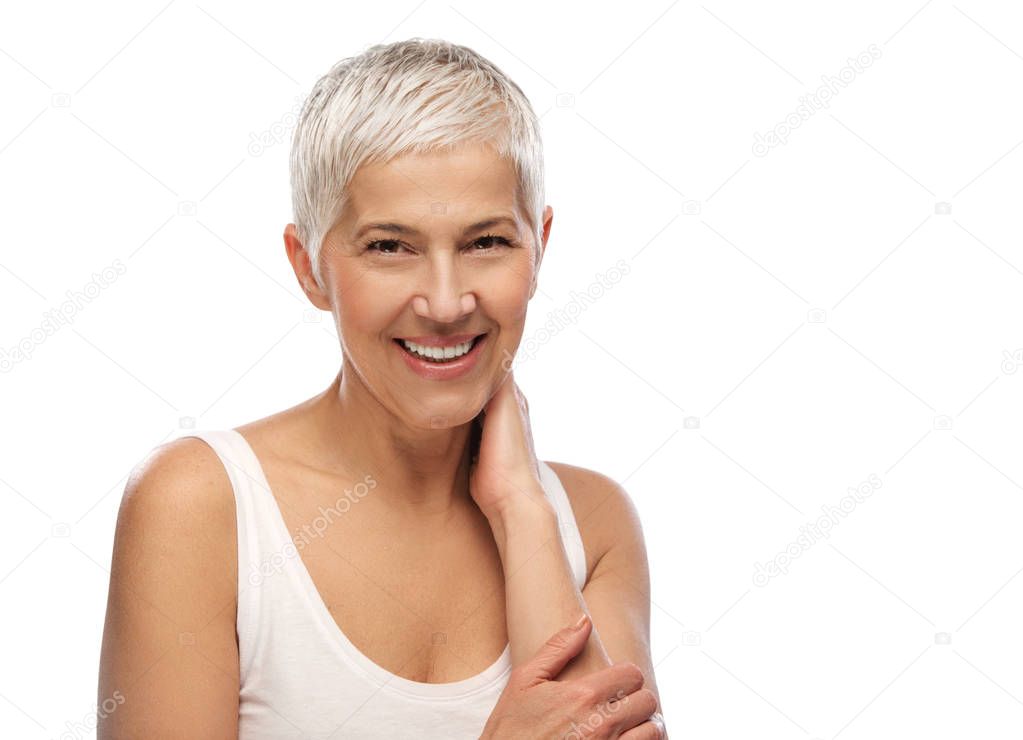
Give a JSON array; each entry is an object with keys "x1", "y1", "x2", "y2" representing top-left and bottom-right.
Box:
[
  {"x1": 284, "y1": 223, "x2": 331, "y2": 310},
  {"x1": 529, "y1": 205, "x2": 554, "y2": 300}
]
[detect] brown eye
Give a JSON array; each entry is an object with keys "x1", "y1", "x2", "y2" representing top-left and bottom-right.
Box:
[
  {"x1": 471, "y1": 234, "x2": 513, "y2": 250},
  {"x1": 364, "y1": 240, "x2": 404, "y2": 254}
]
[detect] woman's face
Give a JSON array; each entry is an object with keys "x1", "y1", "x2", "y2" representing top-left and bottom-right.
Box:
[{"x1": 308, "y1": 141, "x2": 551, "y2": 428}]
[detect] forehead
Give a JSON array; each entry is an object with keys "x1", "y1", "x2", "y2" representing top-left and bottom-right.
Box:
[{"x1": 341, "y1": 142, "x2": 522, "y2": 229}]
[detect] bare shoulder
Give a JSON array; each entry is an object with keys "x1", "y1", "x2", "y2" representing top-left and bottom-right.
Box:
[
  {"x1": 542, "y1": 461, "x2": 647, "y2": 581},
  {"x1": 98, "y1": 437, "x2": 239, "y2": 736},
  {"x1": 118, "y1": 436, "x2": 237, "y2": 539},
  {"x1": 110, "y1": 435, "x2": 238, "y2": 620}
]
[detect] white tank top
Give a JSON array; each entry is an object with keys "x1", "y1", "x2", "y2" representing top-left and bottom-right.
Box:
[{"x1": 179, "y1": 428, "x2": 588, "y2": 739}]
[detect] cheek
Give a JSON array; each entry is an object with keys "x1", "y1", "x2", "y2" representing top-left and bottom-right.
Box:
[
  {"x1": 477, "y1": 262, "x2": 534, "y2": 318},
  {"x1": 337, "y1": 287, "x2": 398, "y2": 338},
  {"x1": 327, "y1": 265, "x2": 400, "y2": 340}
]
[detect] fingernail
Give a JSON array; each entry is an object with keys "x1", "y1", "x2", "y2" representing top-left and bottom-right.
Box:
[{"x1": 573, "y1": 613, "x2": 589, "y2": 630}]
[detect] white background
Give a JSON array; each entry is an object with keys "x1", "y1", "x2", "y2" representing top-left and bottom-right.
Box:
[{"x1": 3, "y1": 1, "x2": 1023, "y2": 737}]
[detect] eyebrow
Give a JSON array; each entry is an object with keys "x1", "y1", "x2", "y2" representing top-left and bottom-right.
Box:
[{"x1": 354, "y1": 216, "x2": 519, "y2": 240}]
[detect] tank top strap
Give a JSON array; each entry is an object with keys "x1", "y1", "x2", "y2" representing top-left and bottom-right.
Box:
[
  {"x1": 538, "y1": 461, "x2": 588, "y2": 591},
  {"x1": 174, "y1": 428, "x2": 283, "y2": 681}
]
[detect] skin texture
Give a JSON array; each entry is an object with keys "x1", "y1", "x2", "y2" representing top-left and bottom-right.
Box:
[{"x1": 97, "y1": 139, "x2": 665, "y2": 738}]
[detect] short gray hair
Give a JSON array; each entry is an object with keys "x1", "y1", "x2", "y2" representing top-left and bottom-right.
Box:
[{"x1": 289, "y1": 38, "x2": 546, "y2": 288}]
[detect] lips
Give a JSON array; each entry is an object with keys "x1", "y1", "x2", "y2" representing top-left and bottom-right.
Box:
[{"x1": 393, "y1": 332, "x2": 489, "y2": 380}]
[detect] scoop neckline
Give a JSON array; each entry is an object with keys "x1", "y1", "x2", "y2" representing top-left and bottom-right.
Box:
[{"x1": 227, "y1": 428, "x2": 513, "y2": 701}]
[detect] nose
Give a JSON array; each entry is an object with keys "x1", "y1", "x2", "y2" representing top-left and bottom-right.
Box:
[{"x1": 411, "y1": 255, "x2": 477, "y2": 323}]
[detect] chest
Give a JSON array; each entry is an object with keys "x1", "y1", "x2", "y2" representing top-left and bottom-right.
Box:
[{"x1": 265, "y1": 465, "x2": 509, "y2": 684}]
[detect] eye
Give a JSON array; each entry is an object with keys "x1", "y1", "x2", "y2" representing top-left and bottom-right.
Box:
[
  {"x1": 362, "y1": 239, "x2": 408, "y2": 255},
  {"x1": 468, "y1": 234, "x2": 514, "y2": 251}
]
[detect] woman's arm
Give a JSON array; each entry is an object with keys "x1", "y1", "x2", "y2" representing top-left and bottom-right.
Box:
[
  {"x1": 556, "y1": 463, "x2": 664, "y2": 716},
  {"x1": 97, "y1": 439, "x2": 239, "y2": 738},
  {"x1": 486, "y1": 494, "x2": 612, "y2": 673},
  {"x1": 487, "y1": 462, "x2": 664, "y2": 719},
  {"x1": 470, "y1": 374, "x2": 665, "y2": 729}
]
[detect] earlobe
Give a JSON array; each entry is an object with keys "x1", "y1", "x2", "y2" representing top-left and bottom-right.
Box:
[{"x1": 303, "y1": 277, "x2": 332, "y2": 311}]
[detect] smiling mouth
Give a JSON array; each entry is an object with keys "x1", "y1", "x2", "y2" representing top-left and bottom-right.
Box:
[{"x1": 393, "y1": 334, "x2": 487, "y2": 363}]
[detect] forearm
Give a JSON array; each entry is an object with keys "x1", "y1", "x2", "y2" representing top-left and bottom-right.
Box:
[{"x1": 487, "y1": 496, "x2": 612, "y2": 678}]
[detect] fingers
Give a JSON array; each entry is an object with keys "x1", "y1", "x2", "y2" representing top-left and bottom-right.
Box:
[
  {"x1": 607, "y1": 690, "x2": 660, "y2": 738},
  {"x1": 618, "y1": 714, "x2": 667, "y2": 740},
  {"x1": 502, "y1": 370, "x2": 531, "y2": 417},
  {"x1": 485, "y1": 370, "x2": 516, "y2": 414},
  {"x1": 571, "y1": 660, "x2": 646, "y2": 705},
  {"x1": 649, "y1": 712, "x2": 666, "y2": 737},
  {"x1": 510, "y1": 376, "x2": 527, "y2": 410},
  {"x1": 522, "y1": 614, "x2": 592, "y2": 682},
  {"x1": 561, "y1": 662, "x2": 661, "y2": 738}
]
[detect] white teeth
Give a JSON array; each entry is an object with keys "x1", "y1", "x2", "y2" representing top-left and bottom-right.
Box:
[{"x1": 401, "y1": 337, "x2": 475, "y2": 361}]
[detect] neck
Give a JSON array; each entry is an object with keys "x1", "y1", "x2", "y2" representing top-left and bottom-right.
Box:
[{"x1": 310, "y1": 366, "x2": 478, "y2": 520}]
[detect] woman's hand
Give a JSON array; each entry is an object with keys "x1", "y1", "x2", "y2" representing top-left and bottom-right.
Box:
[
  {"x1": 480, "y1": 615, "x2": 667, "y2": 739},
  {"x1": 468, "y1": 370, "x2": 549, "y2": 521}
]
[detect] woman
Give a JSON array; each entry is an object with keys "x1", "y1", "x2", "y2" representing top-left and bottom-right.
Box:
[{"x1": 98, "y1": 38, "x2": 666, "y2": 738}]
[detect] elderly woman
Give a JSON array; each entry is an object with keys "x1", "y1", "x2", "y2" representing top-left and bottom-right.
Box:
[{"x1": 98, "y1": 38, "x2": 666, "y2": 739}]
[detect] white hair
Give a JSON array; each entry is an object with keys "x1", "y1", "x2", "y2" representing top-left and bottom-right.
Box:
[{"x1": 289, "y1": 38, "x2": 546, "y2": 289}]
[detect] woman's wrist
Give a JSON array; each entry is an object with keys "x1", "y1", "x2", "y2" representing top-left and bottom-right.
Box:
[{"x1": 483, "y1": 491, "x2": 558, "y2": 552}]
